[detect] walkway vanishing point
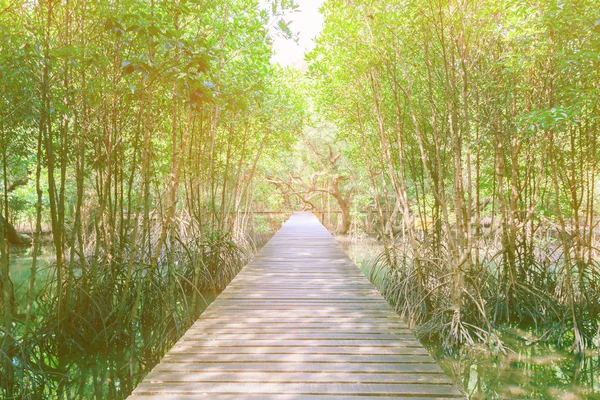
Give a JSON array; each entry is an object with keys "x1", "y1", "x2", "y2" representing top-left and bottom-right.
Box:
[{"x1": 129, "y1": 213, "x2": 463, "y2": 399}]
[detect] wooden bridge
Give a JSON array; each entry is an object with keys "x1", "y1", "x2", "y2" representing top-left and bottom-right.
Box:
[{"x1": 129, "y1": 212, "x2": 462, "y2": 399}]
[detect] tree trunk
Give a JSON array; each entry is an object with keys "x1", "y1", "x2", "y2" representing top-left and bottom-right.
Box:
[
  {"x1": 338, "y1": 200, "x2": 351, "y2": 234},
  {"x1": 0, "y1": 214, "x2": 30, "y2": 246}
]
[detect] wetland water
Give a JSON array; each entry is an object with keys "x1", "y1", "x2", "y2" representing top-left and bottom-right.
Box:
[
  {"x1": 337, "y1": 235, "x2": 600, "y2": 400},
  {"x1": 8, "y1": 249, "x2": 53, "y2": 313}
]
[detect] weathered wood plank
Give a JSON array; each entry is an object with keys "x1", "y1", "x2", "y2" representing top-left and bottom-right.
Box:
[
  {"x1": 131, "y1": 396, "x2": 459, "y2": 400},
  {"x1": 179, "y1": 333, "x2": 417, "y2": 340},
  {"x1": 174, "y1": 339, "x2": 425, "y2": 347},
  {"x1": 168, "y1": 346, "x2": 429, "y2": 355},
  {"x1": 152, "y1": 361, "x2": 446, "y2": 373},
  {"x1": 128, "y1": 212, "x2": 462, "y2": 399},
  {"x1": 189, "y1": 317, "x2": 412, "y2": 324},
  {"x1": 198, "y1": 311, "x2": 402, "y2": 318},
  {"x1": 182, "y1": 328, "x2": 414, "y2": 335},
  {"x1": 186, "y1": 322, "x2": 410, "y2": 329},
  {"x1": 143, "y1": 371, "x2": 453, "y2": 384},
  {"x1": 131, "y1": 382, "x2": 462, "y2": 396},
  {"x1": 161, "y1": 353, "x2": 435, "y2": 363}
]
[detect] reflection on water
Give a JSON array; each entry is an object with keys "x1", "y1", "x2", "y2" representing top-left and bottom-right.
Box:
[
  {"x1": 434, "y1": 335, "x2": 600, "y2": 399},
  {"x1": 338, "y1": 235, "x2": 600, "y2": 400},
  {"x1": 8, "y1": 248, "x2": 54, "y2": 313},
  {"x1": 336, "y1": 235, "x2": 384, "y2": 277}
]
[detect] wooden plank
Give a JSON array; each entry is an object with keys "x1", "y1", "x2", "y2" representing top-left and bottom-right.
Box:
[
  {"x1": 131, "y1": 382, "x2": 462, "y2": 396},
  {"x1": 184, "y1": 320, "x2": 409, "y2": 327},
  {"x1": 188, "y1": 317, "x2": 412, "y2": 324},
  {"x1": 174, "y1": 339, "x2": 425, "y2": 347},
  {"x1": 198, "y1": 311, "x2": 401, "y2": 318},
  {"x1": 130, "y1": 396, "x2": 458, "y2": 400},
  {"x1": 152, "y1": 362, "x2": 445, "y2": 373},
  {"x1": 179, "y1": 333, "x2": 418, "y2": 340},
  {"x1": 143, "y1": 371, "x2": 453, "y2": 383},
  {"x1": 182, "y1": 328, "x2": 414, "y2": 334},
  {"x1": 206, "y1": 304, "x2": 394, "y2": 310},
  {"x1": 128, "y1": 212, "x2": 462, "y2": 399},
  {"x1": 160, "y1": 354, "x2": 435, "y2": 364},
  {"x1": 168, "y1": 346, "x2": 429, "y2": 355}
]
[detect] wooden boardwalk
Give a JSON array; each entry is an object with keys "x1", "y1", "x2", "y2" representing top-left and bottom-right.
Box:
[{"x1": 129, "y1": 212, "x2": 462, "y2": 399}]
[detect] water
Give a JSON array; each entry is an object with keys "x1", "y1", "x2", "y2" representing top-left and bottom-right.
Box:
[
  {"x1": 336, "y1": 235, "x2": 384, "y2": 277},
  {"x1": 337, "y1": 235, "x2": 600, "y2": 400},
  {"x1": 8, "y1": 248, "x2": 54, "y2": 313}
]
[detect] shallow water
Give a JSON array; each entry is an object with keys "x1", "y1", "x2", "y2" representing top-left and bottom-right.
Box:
[
  {"x1": 337, "y1": 235, "x2": 600, "y2": 400},
  {"x1": 8, "y1": 248, "x2": 54, "y2": 312}
]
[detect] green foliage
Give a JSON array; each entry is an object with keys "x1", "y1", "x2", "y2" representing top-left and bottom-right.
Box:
[
  {"x1": 309, "y1": 0, "x2": 600, "y2": 387},
  {"x1": 0, "y1": 0, "x2": 304, "y2": 398}
]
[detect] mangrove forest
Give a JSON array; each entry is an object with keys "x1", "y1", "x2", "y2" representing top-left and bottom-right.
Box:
[{"x1": 1, "y1": 0, "x2": 599, "y2": 398}]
